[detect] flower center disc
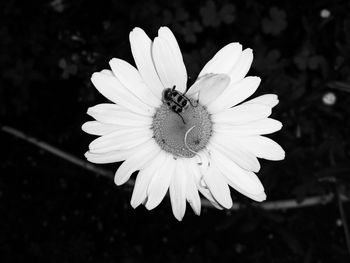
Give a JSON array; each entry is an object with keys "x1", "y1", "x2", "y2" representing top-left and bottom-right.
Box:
[{"x1": 152, "y1": 99, "x2": 212, "y2": 158}]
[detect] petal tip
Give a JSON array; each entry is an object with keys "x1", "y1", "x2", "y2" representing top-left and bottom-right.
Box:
[
  {"x1": 255, "y1": 192, "x2": 267, "y2": 202},
  {"x1": 114, "y1": 175, "x2": 125, "y2": 186},
  {"x1": 278, "y1": 121, "x2": 283, "y2": 130},
  {"x1": 90, "y1": 72, "x2": 99, "y2": 81},
  {"x1": 130, "y1": 200, "x2": 140, "y2": 209},
  {"x1": 84, "y1": 151, "x2": 90, "y2": 159},
  {"x1": 173, "y1": 213, "x2": 184, "y2": 221},
  {"x1": 244, "y1": 48, "x2": 253, "y2": 54},
  {"x1": 159, "y1": 26, "x2": 170, "y2": 32},
  {"x1": 145, "y1": 201, "x2": 157, "y2": 211},
  {"x1": 280, "y1": 149, "x2": 286, "y2": 160},
  {"x1": 228, "y1": 42, "x2": 243, "y2": 53},
  {"x1": 86, "y1": 107, "x2": 93, "y2": 116},
  {"x1": 109, "y1": 57, "x2": 117, "y2": 65},
  {"x1": 81, "y1": 122, "x2": 87, "y2": 131},
  {"x1": 222, "y1": 201, "x2": 233, "y2": 210},
  {"x1": 130, "y1": 27, "x2": 144, "y2": 34},
  {"x1": 252, "y1": 76, "x2": 262, "y2": 84}
]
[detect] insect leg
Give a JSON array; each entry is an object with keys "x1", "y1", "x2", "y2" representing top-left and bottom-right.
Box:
[
  {"x1": 176, "y1": 112, "x2": 186, "y2": 124},
  {"x1": 188, "y1": 98, "x2": 198, "y2": 107}
]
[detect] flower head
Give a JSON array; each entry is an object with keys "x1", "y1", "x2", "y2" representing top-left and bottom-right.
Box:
[{"x1": 82, "y1": 26, "x2": 285, "y2": 220}]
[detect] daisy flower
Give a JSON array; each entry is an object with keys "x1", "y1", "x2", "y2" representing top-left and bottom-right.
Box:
[{"x1": 82, "y1": 26, "x2": 285, "y2": 221}]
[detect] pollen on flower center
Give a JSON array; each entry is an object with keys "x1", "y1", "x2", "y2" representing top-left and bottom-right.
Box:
[{"x1": 152, "y1": 98, "x2": 212, "y2": 158}]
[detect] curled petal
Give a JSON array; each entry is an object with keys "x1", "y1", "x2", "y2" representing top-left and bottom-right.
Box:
[
  {"x1": 208, "y1": 76, "x2": 261, "y2": 114},
  {"x1": 199, "y1": 43, "x2": 242, "y2": 77},
  {"x1": 187, "y1": 74, "x2": 231, "y2": 106}
]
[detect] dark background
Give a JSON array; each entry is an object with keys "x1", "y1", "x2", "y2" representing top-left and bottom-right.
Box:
[{"x1": 1, "y1": 0, "x2": 350, "y2": 262}]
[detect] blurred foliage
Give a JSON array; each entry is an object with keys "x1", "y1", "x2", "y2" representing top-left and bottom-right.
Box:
[{"x1": 1, "y1": 0, "x2": 350, "y2": 262}]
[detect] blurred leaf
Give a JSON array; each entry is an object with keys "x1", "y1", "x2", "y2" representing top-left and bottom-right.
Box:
[
  {"x1": 327, "y1": 81, "x2": 350, "y2": 93},
  {"x1": 200, "y1": 0, "x2": 220, "y2": 27},
  {"x1": 175, "y1": 7, "x2": 189, "y2": 22},
  {"x1": 219, "y1": 4, "x2": 236, "y2": 24},
  {"x1": 200, "y1": 0, "x2": 235, "y2": 28},
  {"x1": 181, "y1": 21, "x2": 203, "y2": 43},
  {"x1": 262, "y1": 7, "x2": 287, "y2": 36},
  {"x1": 277, "y1": 228, "x2": 304, "y2": 255},
  {"x1": 292, "y1": 181, "x2": 325, "y2": 201},
  {"x1": 58, "y1": 58, "x2": 78, "y2": 79}
]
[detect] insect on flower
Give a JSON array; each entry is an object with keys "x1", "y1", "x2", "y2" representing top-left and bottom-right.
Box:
[
  {"x1": 82, "y1": 26, "x2": 285, "y2": 221},
  {"x1": 162, "y1": 85, "x2": 198, "y2": 124}
]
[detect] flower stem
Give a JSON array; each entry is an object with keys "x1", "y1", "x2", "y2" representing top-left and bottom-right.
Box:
[
  {"x1": 336, "y1": 184, "x2": 350, "y2": 254},
  {"x1": 2, "y1": 125, "x2": 349, "y2": 211}
]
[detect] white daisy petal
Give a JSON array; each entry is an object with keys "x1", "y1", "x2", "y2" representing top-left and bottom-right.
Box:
[
  {"x1": 91, "y1": 71, "x2": 154, "y2": 116},
  {"x1": 87, "y1": 103, "x2": 152, "y2": 127},
  {"x1": 228, "y1": 48, "x2": 253, "y2": 84},
  {"x1": 109, "y1": 58, "x2": 161, "y2": 107},
  {"x1": 198, "y1": 43, "x2": 242, "y2": 77},
  {"x1": 145, "y1": 154, "x2": 175, "y2": 210},
  {"x1": 157, "y1": 27, "x2": 188, "y2": 93},
  {"x1": 183, "y1": 160, "x2": 201, "y2": 216},
  {"x1": 212, "y1": 149, "x2": 266, "y2": 202},
  {"x1": 242, "y1": 94, "x2": 279, "y2": 108},
  {"x1": 210, "y1": 141, "x2": 261, "y2": 172},
  {"x1": 152, "y1": 35, "x2": 187, "y2": 93},
  {"x1": 130, "y1": 151, "x2": 166, "y2": 208},
  {"x1": 114, "y1": 140, "x2": 160, "y2": 185},
  {"x1": 214, "y1": 118, "x2": 282, "y2": 136},
  {"x1": 203, "y1": 162, "x2": 233, "y2": 209},
  {"x1": 170, "y1": 159, "x2": 187, "y2": 221},
  {"x1": 129, "y1": 27, "x2": 164, "y2": 99},
  {"x1": 83, "y1": 27, "x2": 285, "y2": 220},
  {"x1": 230, "y1": 136, "x2": 285, "y2": 161},
  {"x1": 212, "y1": 104, "x2": 271, "y2": 125},
  {"x1": 100, "y1": 69, "x2": 114, "y2": 76},
  {"x1": 189, "y1": 159, "x2": 223, "y2": 210},
  {"x1": 85, "y1": 150, "x2": 130, "y2": 164},
  {"x1": 187, "y1": 74, "x2": 231, "y2": 106},
  {"x1": 82, "y1": 121, "x2": 120, "y2": 136},
  {"x1": 88, "y1": 127, "x2": 152, "y2": 153},
  {"x1": 208, "y1": 76, "x2": 261, "y2": 113},
  {"x1": 85, "y1": 138, "x2": 153, "y2": 164}
]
